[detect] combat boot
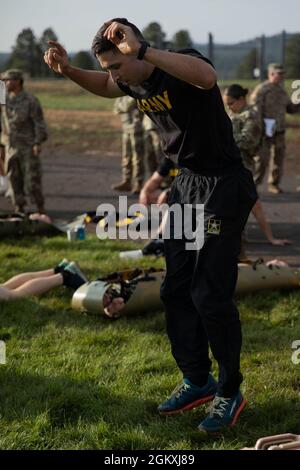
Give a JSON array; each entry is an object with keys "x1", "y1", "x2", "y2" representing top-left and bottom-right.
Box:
[
  {"x1": 268, "y1": 184, "x2": 283, "y2": 194},
  {"x1": 112, "y1": 180, "x2": 132, "y2": 192}
]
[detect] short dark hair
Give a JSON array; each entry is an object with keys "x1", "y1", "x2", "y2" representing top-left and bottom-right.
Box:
[
  {"x1": 91, "y1": 18, "x2": 144, "y2": 57},
  {"x1": 224, "y1": 84, "x2": 248, "y2": 100}
]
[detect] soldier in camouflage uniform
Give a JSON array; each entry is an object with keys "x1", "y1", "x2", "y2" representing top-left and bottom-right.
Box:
[
  {"x1": 0, "y1": 69, "x2": 48, "y2": 213},
  {"x1": 143, "y1": 114, "x2": 162, "y2": 175},
  {"x1": 112, "y1": 95, "x2": 144, "y2": 194},
  {"x1": 230, "y1": 103, "x2": 262, "y2": 174},
  {"x1": 251, "y1": 63, "x2": 300, "y2": 194},
  {"x1": 224, "y1": 84, "x2": 291, "y2": 251}
]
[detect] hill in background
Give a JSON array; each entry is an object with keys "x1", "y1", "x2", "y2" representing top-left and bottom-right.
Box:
[
  {"x1": 195, "y1": 32, "x2": 297, "y2": 78},
  {"x1": 1, "y1": 31, "x2": 299, "y2": 79}
]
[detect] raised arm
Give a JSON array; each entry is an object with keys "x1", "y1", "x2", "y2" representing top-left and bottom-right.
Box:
[
  {"x1": 144, "y1": 49, "x2": 217, "y2": 90},
  {"x1": 103, "y1": 21, "x2": 217, "y2": 90},
  {"x1": 44, "y1": 41, "x2": 125, "y2": 98}
]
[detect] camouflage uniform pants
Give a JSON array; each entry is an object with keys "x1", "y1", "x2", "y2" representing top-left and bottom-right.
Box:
[
  {"x1": 253, "y1": 132, "x2": 286, "y2": 186},
  {"x1": 122, "y1": 129, "x2": 144, "y2": 184},
  {"x1": 5, "y1": 146, "x2": 44, "y2": 209},
  {"x1": 144, "y1": 129, "x2": 161, "y2": 175}
]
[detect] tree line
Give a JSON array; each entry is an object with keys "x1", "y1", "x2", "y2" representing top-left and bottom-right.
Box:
[
  {"x1": 5, "y1": 27, "x2": 97, "y2": 77},
  {"x1": 236, "y1": 34, "x2": 300, "y2": 79},
  {"x1": 4, "y1": 23, "x2": 300, "y2": 79},
  {"x1": 4, "y1": 23, "x2": 193, "y2": 77}
]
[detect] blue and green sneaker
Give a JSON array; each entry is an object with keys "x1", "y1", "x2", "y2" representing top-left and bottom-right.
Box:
[
  {"x1": 198, "y1": 390, "x2": 247, "y2": 434},
  {"x1": 158, "y1": 374, "x2": 217, "y2": 416},
  {"x1": 54, "y1": 258, "x2": 69, "y2": 274},
  {"x1": 61, "y1": 262, "x2": 88, "y2": 290}
]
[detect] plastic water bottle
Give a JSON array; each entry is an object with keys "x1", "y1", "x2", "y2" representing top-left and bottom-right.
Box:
[
  {"x1": 67, "y1": 229, "x2": 77, "y2": 241},
  {"x1": 119, "y1": 249, "x2": 143, "y2": 260},
  {"x1": 75, "y1": 225, "x2": 86, "y2": 240}
]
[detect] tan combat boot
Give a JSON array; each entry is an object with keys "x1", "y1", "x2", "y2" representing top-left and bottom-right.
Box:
[
  {"x1": 111, "y1": 180, "x2": 132, "y2": 191},
  {"x1": 268, "y1": 184, "x2": 283, "y2": 194}
]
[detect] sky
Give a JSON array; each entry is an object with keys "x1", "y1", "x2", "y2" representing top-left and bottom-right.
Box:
[{"x1": 0, "y1": 0, "x2": 299, "y2": 52}]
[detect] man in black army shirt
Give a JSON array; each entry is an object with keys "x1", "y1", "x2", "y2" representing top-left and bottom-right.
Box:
[{"x1": 44, "y1": 18, "x2": 257, "y2": 434}]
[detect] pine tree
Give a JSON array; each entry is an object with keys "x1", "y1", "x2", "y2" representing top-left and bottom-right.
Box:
[
  {"x1": 171, "y1": 30, "x2": 193, "y2": 49},
  {"x1": 71, "y1": 51, "x2": 95, "y2": 70},
  {"x1": 235, "y1": 48, "x2": 257, "y2": 79},
  {"x1": 6, "y1": 28, "x2": 40, "y2": 77},
  {"x1": 285, "y1": 34, "x2": 300, "y2": 78},
  {"x1": 142, "y1": 22, "x2": 167, "y2": 49},
  {"x1": 39, "y1": 28, "x2": 59, "y2": 77}
]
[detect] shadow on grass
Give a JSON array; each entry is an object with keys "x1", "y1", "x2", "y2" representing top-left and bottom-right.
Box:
[
  {"x1": 0, "y1": 368, "x2": 238, "y2": 449},
  {"x1": 0, "y1": 369, "x2": 154, "y2": 428},
  {"x1": 233, "y1": 396, "x2": 300, "y2": 446},
  {"x1": 1, "y1": 367, "x2": 299, "y2": 449},
  {"x1": 0, "y1": 369, "x2": 207, "y2": 449}
]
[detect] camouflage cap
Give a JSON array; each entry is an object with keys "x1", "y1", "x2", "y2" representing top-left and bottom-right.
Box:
[
  {"x1": 268, "y1": 63, "x2": 285, "y2": 73},
  {"x1": 1, "y1": 69, "x2": 24, "y2": 81}
]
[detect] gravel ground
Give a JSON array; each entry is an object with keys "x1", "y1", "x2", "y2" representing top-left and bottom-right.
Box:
[{"x1": 0, "y1": 148, "x2": 299, "y2": 266}]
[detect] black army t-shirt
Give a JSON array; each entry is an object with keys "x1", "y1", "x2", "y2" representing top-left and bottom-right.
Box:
[{"x1": 117, "y1": 49, "x2": 242, "y2": 174}]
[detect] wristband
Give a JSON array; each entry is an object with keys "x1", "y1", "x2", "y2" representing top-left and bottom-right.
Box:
[{"x1": 137, "y1": 41, "x2": 149, "y2": 60}]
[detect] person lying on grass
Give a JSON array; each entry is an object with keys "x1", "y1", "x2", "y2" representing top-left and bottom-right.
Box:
[{"x1": 0, "y1": 259, "x2": 124, "y2": 316}]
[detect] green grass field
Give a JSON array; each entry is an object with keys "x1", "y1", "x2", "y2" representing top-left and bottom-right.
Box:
[
  {"x1": 0, "y1": 235, "x2": 299, "y2": 450},
  {"x1": 26, "y1": 78, "x2": 299, "y2": 112},
  {"x1": 0, "y1": 78, "x2": 299, "y2": 450},
  {"x1": 27, "y1": 80, "x2": 115, "y2": 111},
  {"x1": 26, "y1": 78, "x2": 300, "y2": 154}
]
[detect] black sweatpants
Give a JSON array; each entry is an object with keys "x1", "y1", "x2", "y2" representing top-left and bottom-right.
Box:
[{"x1": 160, "y1": 165, "x2": 257, "y2": 397}]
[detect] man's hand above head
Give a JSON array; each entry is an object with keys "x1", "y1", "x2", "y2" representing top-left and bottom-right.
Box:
[
  {"x1": 43, "y1": 39, "x2": 124, "y2": 98},
  {"x1": 103, "y1": 20, "x2": 140, "y2": 57},
  {"x1": 44, "y1": 41, "x2": 70, "y2": 75}
]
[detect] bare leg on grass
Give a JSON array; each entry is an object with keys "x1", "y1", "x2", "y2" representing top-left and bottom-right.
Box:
[
  {"x1": 3, "y1": 269, "x2": 55, "y2": 289},
  {"x1": 0, "y1": 273, "x2": 63, "y2": 300}
]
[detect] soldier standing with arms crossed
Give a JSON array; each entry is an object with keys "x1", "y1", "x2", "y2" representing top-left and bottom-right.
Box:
[
  {"x1": 0, "y1": 69, "x2": 47, "y2": 213},
  {"x1": 44, "y1": 18, "x2": 257, "y2": 434},
  {"x1": 251, "y1": 63, "x2": 300, "y2": 194}
]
